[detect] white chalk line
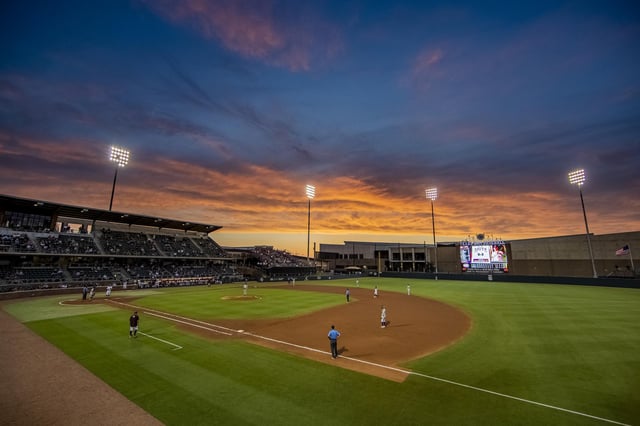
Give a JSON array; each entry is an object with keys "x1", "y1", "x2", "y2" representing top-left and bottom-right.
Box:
[
  {"x1": 138, "y1": 331, "x2": 182, "y2": 350},
  {"x1": 245, "y1": 334, "x2": 629, "y2": 425},
  {"x1": 106, "y1": 299, "x2": 629, "y2": 426},
  {"x1": 144, "y1": 311, "x2": 233, "y2": 336},
  {"x1": 406, "y1": 371, "x2": 630, "y2": 426},
  {"x1": 108, "y1": 299, "x2": 234, "y2": 335}
]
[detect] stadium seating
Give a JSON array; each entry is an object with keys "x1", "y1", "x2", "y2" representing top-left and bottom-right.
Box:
[{"x1": 0, "y1": 226, "x2": 313, "y2": 293}]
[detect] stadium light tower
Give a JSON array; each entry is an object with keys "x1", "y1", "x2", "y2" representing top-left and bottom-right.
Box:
[
  {"x1": 305, "y1": 184, "x2": 316, "y2": 264},
  {"x1": 425, "y1": 187, "x2": 438, "y2": 277},
  {"x1": 109, "y1": 146, "x2": 130, "y2": 211},
  {"x1": 568, "y1": 169, "x2": 597, "y2": 278}
]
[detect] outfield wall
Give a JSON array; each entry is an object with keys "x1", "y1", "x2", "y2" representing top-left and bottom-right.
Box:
[{"x1": 384, "y1": 271, "x2": 640, "y2": 289}]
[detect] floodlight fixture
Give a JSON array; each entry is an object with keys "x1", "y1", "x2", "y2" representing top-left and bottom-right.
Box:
[
  {"x1": 568, "y1": 168, "x2": 597, "y2": 278},
  {"x1": 110, "y1": 146, "x2": 130, "y2": 167},
  {"x1": 425, "y1": 187, "x2": 438, "y2": 277},
  {"x1": 108, "y1": 146, "x2": 130, "y2": 211},
  {"x1": 306, "y1": 184, "x2": 316, "y2": 200},
  {"x1": 568, "y1": 169, "x2": 585, "y2": 186},
  {"x1": 425, "y1": 187, "x2": 438, "y2": 201}
]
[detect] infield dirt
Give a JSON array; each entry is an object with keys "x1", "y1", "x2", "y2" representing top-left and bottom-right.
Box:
[{"x1": 174, "y1": 284, "x2": 472, "y2": 381}]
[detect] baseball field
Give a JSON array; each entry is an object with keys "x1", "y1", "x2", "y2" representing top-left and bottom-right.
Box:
[{"x1": 1, "y1": 277, "x2": 639, "y2": 425}]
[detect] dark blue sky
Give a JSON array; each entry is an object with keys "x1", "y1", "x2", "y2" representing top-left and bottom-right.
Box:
[{"x1": 1, "y1": 0, "x2": 639, "y2": 254}]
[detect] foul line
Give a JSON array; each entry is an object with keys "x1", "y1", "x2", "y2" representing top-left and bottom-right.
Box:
[
  {"x1": 107, "y1": 299, "x2": 233, "y2": 336},
  {"x1": 244, "y1": 333, "x2": 628, "y2": 425},
  {"x1": 106, "y1": 299, "x2": 629, "y2": 426},
  {"x1": 405, "y1": 371, "x2": 630, "y2": 426},
  {"x1": 144, "y1": 311, "x2": 233, "y2": 336},
  {"x1": 138, "y1": 332, "x2": 182, "y2": 350}
]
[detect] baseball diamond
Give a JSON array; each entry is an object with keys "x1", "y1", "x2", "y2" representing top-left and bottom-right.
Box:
[{"x1": 1, "y1": 278, "x2": 638, "y2": 426}]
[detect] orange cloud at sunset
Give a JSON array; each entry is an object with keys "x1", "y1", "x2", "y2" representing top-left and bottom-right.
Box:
[{"x1": 1, "y1": 135, "x2": 631, "y2": 256}]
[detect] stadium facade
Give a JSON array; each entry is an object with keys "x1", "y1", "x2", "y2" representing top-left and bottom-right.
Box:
[{"x1": 317, "y1": 232, "x2": 639, "y2": 279}]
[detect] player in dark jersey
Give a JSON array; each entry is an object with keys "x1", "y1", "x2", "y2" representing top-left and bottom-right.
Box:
[{"x1": 129, "y1": 311, "x2": 139, "y2": 338}]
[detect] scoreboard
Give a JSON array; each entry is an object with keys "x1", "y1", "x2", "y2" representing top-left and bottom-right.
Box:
[{"x1": 460, "y1": 241, "x2": 509, "y2": 273}]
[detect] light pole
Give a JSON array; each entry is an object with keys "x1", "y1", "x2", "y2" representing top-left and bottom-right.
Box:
[
  {"x1": 568, "y1": 169, "x2": 597, "y2": 278},
  {"x1": 305, "y1": 184, "x2": 315, "y2": 264},
  {"x1": 109, "y1": 146, "x2": 130, "y2": 211},
  {"x1": 425, "y1": 187, "x2": 438, "y2": 277}
]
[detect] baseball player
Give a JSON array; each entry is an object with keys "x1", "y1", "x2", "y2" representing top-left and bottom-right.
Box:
[
  {"x1": 129, "y1": 311, "x2": 140, "y2": 338},
  {"x1": 327, "y1": 325, "x2": 340, "y2": 358}
]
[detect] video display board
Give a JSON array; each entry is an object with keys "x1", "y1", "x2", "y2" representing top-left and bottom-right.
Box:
[{"x1": 460, "y1": 241, "x2": 508, "y2": 272}]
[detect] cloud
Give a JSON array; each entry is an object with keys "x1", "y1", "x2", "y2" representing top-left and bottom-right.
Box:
[
  {"x1": 141, "y1": 0, "x2": 343, "y2": 71},
  {"x1": 414, "y1": 48, "x2": 444, "y2": 73},
  {"x1": 406, "y1": 47, "x2": 445, "y2": 91},
  {"x1": 1, "y1": 128, "x2": 637, "y2": 256}
]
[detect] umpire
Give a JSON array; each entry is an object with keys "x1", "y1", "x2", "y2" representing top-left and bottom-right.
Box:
[{"x1": 327, "y1": 325, "x2": 340, "y2": 358}]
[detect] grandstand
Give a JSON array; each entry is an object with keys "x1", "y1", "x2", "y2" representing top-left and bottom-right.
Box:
[
  {"x1": 0, "y1": 194, "x2": 314, "y2": 293},
  {"x1": 226, "y1": 245, "x2": 315, "y2": 281}
]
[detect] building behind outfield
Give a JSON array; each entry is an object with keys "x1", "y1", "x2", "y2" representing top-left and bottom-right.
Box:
[{"x1": 317, "y1": 231, "x2": 640, "y2": 279}]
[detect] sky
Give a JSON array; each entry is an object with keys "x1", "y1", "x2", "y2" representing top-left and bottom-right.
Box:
[{"x1": 1, "y1": 0, "x2": 639, "y2": 256}]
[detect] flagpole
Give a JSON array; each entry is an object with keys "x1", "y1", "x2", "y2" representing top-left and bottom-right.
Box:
[{"x1": 629, "y1": 245, "x2": 635, "y2": 277}]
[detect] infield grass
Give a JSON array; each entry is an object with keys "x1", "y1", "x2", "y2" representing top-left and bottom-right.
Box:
[{"x1": 3, "y1": 278, "x2": 639, "y2": 425}]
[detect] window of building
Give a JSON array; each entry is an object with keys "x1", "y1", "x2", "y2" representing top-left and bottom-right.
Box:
[{"x1": 3, "y1": 211, "x2": 52, "y2": 231}]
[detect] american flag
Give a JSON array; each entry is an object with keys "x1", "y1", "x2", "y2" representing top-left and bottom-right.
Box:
[{"x1": 615, "y1": 245, "x2": 629, "y2": 256}]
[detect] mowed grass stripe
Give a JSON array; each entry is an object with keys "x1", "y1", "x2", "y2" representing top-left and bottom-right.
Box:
[
  {"x1": 27, "y1": 310, "x2": 417, "y2": 425},
  {"x1": 131, "y1": 285, "x2": 342, "y2": 319},
  {"x1": 13, "y1": 278, "x2": 640, "y2": 425},
  {"x1": 401, "y1": 279, "x2": 640, "y2": 422},
  {"x1": 28, "y1": 311, "x2": 323, "y2": 424}
]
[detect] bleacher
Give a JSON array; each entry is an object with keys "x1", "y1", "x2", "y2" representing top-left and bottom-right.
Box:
[
  {"x1": 0, "y1": 194, "x2": 316, "y2": 293},
  {"x1": 0, "y1": 232, "x2": 38, "y2": 253},
  {"x1": 0, "y1": 226, "x2": 236, "y2": 292},
  {"x1": 125, "y1": 263, "x2": 170, "y2": 280},
  {"x1": 98, "y1": 229, "x2": 162, "y2": 257},
  {"x1": 36, "y1": 234, "x2": 100, "y2": 255},
  {"x1": 5, "y1": 267, "x2": 65, "y2": 286},
  {"x1": 67, "y1": 265, "x2": 118, "y2": 282},
  {"x1": 193, "y1": 236, "x2": 228, "y2": 257},
  {"x1": 253, "y1": 246, "x2": 309, "y2": 268},
  {"x1": 243, "y1": 246, "x2": 315, "y2": 280},
  {"x1": 153, "y1": 234, "x2": 202, "y2": 257}
]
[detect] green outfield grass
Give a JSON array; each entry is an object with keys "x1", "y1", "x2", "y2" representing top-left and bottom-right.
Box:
[{"x1": 3, "y1": 278, "x2": 639, "y2": 425}]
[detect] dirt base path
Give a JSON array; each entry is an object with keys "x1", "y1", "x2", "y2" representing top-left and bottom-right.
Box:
[
  {"x1": 0, "y1": 306, "x2": 163, "y2": 426},
  {"x1": 180, "y1": 285, "x2": 472, "y2": 382}
]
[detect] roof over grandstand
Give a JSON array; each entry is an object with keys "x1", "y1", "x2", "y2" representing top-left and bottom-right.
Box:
[{"x1": 0, "y1": 194, "x2": 222, "y2": 234}]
